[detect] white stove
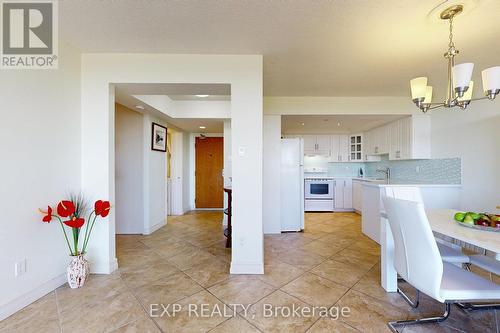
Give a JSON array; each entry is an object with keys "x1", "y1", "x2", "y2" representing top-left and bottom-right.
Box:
[{"x1": 304, "y1": 177, "x2": 334, "y2": 212}]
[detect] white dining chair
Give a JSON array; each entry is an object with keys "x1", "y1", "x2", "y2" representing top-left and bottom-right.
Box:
[
  {"x1": 381, "y1": 186, "x2": 470, "y2": 307},
  {"x1": 383, "y1": 197, "x2": 500, "y2": 332}
]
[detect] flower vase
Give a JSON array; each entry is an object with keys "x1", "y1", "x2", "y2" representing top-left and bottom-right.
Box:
[{"x1": 67, "y1": 253, "x2": 89, "y2": 288}]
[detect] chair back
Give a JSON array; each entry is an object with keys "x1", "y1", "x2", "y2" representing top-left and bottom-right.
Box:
[
  {"x1": 383, "y1": 197, "x2": 443, "y2": 300},
  {"x1": 382, "y1": 186, "x2": 423, "y2": 209}
]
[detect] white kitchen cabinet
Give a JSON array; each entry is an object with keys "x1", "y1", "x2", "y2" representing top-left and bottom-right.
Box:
[
  {"x1": 330, "y1": 135, "x2": 349, "y2": 162},
  {"x1": 334, "y1": 178, "x2": 353, "y2": 211},
  {"x1": 303, "y1": 135, "x2": 331, "y2": 156},
  {"x1": 389, "y1": 115, "x2": 430, "y2": 160},
  {"x1": 348, "y1": 134, "x2": 363, "y2": 161},
  {"x1": 364, "y1": 125, "x2": 390, "y2": 156},
  {"x1": 352, "y1": 179, "x2": 363, "y2": 212}
]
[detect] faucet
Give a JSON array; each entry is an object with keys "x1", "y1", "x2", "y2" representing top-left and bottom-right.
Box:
[{"x1": 377, "y1": 167, "x2": 391, "y2": 184}]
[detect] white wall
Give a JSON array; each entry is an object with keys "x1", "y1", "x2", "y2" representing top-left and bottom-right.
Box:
[
  {"x1": 263, "y1": 115, "x2": 282, "y2": 234},
  {"x1": 143, "y1": 115, "x2": 169, "y2": 234},
  {"x1": 0, "y1": 43, "x2": 81, "y2": 320},
  {"x1": 431, "y1": 101, "x2": 500, "y2": 212},
  {"x1": 80, "y1": 54, "x2": 263, "y2": 275},
  {"x1": 115, "y1": 104, "x2": 144, "y2": 234}
]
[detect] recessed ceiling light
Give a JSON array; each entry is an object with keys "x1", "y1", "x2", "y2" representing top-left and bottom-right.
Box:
[
  {"x1": 135, "y1": 105, "x2": 144, "y2": 110},
  {"x1": 196, "y1": 94, "x2": 209, "y2": 98},
  {"x1": 301, "y1": 122, "x2": 305, "y2": 126},
  {"x1": 199, "y1": 126, "x2": 206, "y2": 129},
  {"x1": 337, "y1": 122, "x2": 341, "y2": 127}
]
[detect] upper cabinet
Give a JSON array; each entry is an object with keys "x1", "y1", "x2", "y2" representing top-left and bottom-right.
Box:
[
  {"x1": 303, "y1": 135, "x2": 331, "y2": 156},
  {"x1": 330, "y1": 135, "x2": 349, "y2": 162},
  {"x1": 389, "y1": 115, "x2": 430, "y2": 160},
  {"x1": 348, "y1": 134, "x2": 363, "y2": 161}
]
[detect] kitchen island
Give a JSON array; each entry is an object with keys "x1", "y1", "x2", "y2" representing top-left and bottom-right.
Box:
[{"x1": 361, "y1": 181, "x2": 462, "y2": 243}]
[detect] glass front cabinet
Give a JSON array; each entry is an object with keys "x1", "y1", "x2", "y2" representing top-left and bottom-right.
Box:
[{"x1": 349, "y1": 134, "x2": 363, "y2": 161}]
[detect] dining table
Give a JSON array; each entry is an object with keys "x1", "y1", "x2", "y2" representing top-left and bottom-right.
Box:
[{"x1": 381, "y1": 208, "x2": 500, "y2": 292}]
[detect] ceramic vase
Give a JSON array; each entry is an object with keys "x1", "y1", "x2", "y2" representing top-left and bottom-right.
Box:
[{"x1": 67, "y1": 253, "x2": 90, "y2": 288}]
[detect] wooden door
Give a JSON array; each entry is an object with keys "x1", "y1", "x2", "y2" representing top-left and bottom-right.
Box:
[{"x1": 195, "y1": 137, "x2": 224, "y2": 208}]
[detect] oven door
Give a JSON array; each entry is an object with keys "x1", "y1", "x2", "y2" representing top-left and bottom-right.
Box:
[{"x1": 304, "y1": 180, "x2": 334, "y2": 199}]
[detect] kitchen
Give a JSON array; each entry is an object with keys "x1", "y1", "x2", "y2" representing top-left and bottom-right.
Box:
[{"x1": 279, "y1": 114, "x2": 462, "y2": 243}]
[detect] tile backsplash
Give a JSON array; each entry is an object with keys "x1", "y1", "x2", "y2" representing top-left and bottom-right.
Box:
[
  {"x1": 304, "y1": 156, "x2": 462, "y2": 184},
  {"x1": 364, "y1": 157, "x2": 461, "y2": 184}
]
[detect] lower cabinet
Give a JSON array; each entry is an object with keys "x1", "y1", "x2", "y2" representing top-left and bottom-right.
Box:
[
  {"x1": 352, "y1": 180, "x2": 363, "y2": 212},
  {"x1": 334, "y1": 178, "x2": 353, "y2": 211}
]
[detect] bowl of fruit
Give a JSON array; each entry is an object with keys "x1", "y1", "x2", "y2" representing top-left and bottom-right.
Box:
[{"x1": 453, "y1": 212, "x2": 500, "y2": 232}]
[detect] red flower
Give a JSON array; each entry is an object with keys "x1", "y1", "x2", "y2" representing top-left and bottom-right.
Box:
[
  {"x1": 57, "y1": 200, "x2": 75, "y2": 217},
  {"x1": 63, "y1": 216, "x2": 85, "y2": 228},
  {"x1": 95, "y1": 200, "x2": 111, "y2": 217},
  {"x1": 40, "y1": 206, "x2": 53, "y2": 223}
]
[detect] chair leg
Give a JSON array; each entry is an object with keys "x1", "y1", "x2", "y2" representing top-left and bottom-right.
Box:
[
  {"x1": 397, "y1": 287, "x2": 420, "y2": 308},
  {"x1": 456, "y1": 302, "x2": 500, "y2": 310},
  {"x1": 388, "y1": 302, "x2": 451, "y2": 333}
]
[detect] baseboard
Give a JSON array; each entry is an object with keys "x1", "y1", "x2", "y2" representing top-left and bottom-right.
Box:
[
  {"x1": 230, "y1": 261, "x2": 264, "y2": 275},
  {"x1": 143, "y1": 220, "x2": 166, "y2": 235},
  {"x1": 91, "y1": 257, "x2": 118, "y2": 274},
  {"x1": 0, "y1": 273, "x2": 66, "y2": 321}
]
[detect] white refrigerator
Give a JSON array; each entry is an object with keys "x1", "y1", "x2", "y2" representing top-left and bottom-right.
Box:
[{"x1": 280, "y1": 138, "x2": 305, "y2": 231}]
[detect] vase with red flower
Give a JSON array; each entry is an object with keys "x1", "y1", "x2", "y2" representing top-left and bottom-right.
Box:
[{"x1": 39, "y1": 195, "x2": 111, "y2": 288}]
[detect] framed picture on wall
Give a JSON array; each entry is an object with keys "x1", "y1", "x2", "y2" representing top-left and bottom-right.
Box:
[{"x1": 151, "y1": 122, "x2": 167, "y2": 152}]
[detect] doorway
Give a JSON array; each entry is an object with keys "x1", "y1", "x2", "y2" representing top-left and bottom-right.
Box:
[{"x1": 195, "y1": 136, "x2": 224, "y2": 208}]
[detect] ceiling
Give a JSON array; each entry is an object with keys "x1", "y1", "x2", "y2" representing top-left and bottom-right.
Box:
[
  {"x1": 115, "y1": 83, "x2": 226, "y2": 133},
  {"x1": 282, "y1": 115, "x2": 407, "y2": 134},
  {"x1": 60, "y1": 0, "x2": 500, "y2": 97}
]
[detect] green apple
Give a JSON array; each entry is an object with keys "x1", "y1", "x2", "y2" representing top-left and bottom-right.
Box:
[
  {"x1": 454, "y1": 212, "x2": 466, "y2": 222},
  {"x1": 463, "y1": 215, "x2": 474, "y2": 225},
  {"x1": 469, "y1": 212, "x2": 482, "y2": 220}
]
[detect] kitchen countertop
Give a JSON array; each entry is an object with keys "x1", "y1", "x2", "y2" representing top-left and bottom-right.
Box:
[{"x1": 361, "y1": 180, "x2": 462, "y2": 187}]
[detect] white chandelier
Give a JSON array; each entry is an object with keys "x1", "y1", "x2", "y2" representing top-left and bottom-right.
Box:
[{"x1": 410, "y1": 5, "x2": 500, "y2": 112}]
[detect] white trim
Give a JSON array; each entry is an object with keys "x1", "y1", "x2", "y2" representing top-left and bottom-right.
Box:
[
  {"x1": 230, "y1": 262, "x2": 264, "y2": 275},
  {"x1": 143, "y1": 220, "x2": 167, "y2": 235},
  {"x1": 91, "y1": 258, "x2": 118, "y2": 274},
  {"x1": 0, "y1": 273, "x2": 66, "y2": 321}
]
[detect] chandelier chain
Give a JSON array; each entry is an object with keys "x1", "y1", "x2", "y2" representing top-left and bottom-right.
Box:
[{"x1": 448, "y1": 17, "x2": 455, "y2": 49}]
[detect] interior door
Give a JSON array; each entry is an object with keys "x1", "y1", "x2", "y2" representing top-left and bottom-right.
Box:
[{"x1": 195, "y1": 137, "x2": 224, "y2": 208}]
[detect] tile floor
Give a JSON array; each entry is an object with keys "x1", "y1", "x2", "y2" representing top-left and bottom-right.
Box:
[{"x1": 1, "y1": 211, "x2": 499, "y2": 333}]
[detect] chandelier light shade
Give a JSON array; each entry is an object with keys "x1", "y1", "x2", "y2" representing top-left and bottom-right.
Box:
[
  {"x1": 409, "y1": 4, "x2": 499, "y2": 112},
  {"x1": 482, "y1": 66, "x2": 500, "y2": 99},
  {"x1": 452, "y1": 63, "x2": 474, "y2": 96},
  {"x1": 410, "y1": 77, "x2": 428, "y2": 101},
  {"x1": 424, "y1": 86, "x2": 433, "y2": 104}
]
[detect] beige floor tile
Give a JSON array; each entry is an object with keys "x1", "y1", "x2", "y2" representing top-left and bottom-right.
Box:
[
  {"x1": 332, "y1": 248, "x2": 380, "y2": 270},
  {"x1": 336, "y1": 290, "x2": 408, "y2": 333},
  {"x1": 133, "y1": 272, "x2": 203, "y2": 308},
  {"x1": 60, "y1": 291, "x2": 145, "y2": 333},
  {"x1": 208, "y1": 275, "x2": 276, "y2": 308},
  {"x1": 0, "y1": 292, "x2": 60, "y2": 333},
  {"x1": 209, "y1": 315, "x2": 261, "y2": 333},
  {"x1": 184, "y1": 257, "x2": 231, "y2": 288},
  {"x1": 259, "y1": 261, "x2": 305, "y2": 287},
  {"x1": 168, "y1": 248, "x2": 220, "y2": 270},
  {"x1": 310, "y1": 259, "x2": 369, "y2": 288},
  {"x1": 280, "y1": 272, "x2": 348, "y2": 307},
  {"x1": 306, "y1": 317, "x2": 360, "y2": 332},
  {"x1": 120, "y1": 258, "x2": 182, "y2": 289},
  {"x1": 302, "y1": 240, "x2": 344, "y2": 258},
  {"x1": 244, "y1": 290, "x2": 319, "y2": 333},
  {"x1": 111, "y1": 315, "x2": 161, "y2": 332},
  {"x1": 152, "y1": 240, "x2": 198, "y2": 259},
  {"x1": 277, "y1": 249, "x2": 326, "y2": 270},
  {"x1": 152, "y1": 290, "x2": 232, "y2": 333}
]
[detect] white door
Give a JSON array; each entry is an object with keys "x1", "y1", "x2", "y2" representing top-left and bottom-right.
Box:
[
  {"x1": 339, "y1": 135, "x2": 349, "y2": 162},
  {"x1": 343, "y1": 178, "x2": 353, "y2": 209},
  {"x1": 303, "y1": 135, "x2": 317, "y2": 154},
  {"x1": 316, "y1": 135, "x2": 331, "y2": 156},
  {"x1": 334, "y1": 180, "x2": 344, "y2": 209}
]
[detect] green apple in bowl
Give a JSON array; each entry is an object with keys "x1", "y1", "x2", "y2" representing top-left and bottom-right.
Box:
[
  {"x1": 454, "y1": 212, "x2": 466, "y2": 222},
  {"x1": 462, "y1": 215, "x2": 475, "y2": 225}
]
